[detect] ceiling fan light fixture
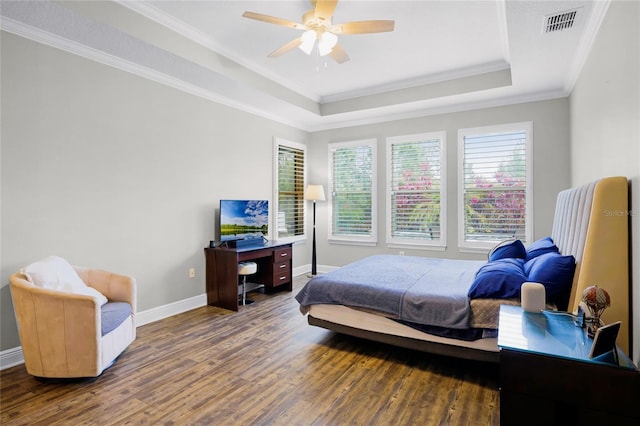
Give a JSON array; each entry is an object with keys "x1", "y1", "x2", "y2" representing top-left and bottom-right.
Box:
[
  {"x1": 243, "y1": 0, "x2": 395, "y2": 64},
  {"x1": 318, "y1": 31, "x2": 338, "y2": 56},
  {"x1": 299, "y1": 29, "x2": 316, "y2": 55}
]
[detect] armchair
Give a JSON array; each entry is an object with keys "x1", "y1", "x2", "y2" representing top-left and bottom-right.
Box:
[{"x1": 9, "y1": 256, "x2": 136, "y2": 379}]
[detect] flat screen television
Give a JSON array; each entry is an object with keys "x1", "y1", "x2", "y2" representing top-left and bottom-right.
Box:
[{"x1": 219, "y1": 199, "x2": 269, "y2": 242}]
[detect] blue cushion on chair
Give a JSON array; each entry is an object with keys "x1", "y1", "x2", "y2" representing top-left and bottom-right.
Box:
[{"x1": 101, "y1": 302, "x2": 131, "y2": 336}]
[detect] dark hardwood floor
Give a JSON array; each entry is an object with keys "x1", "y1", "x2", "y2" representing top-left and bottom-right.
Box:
[{"x1": 1, "y1": 275, "x2": 500, "y2": 425}]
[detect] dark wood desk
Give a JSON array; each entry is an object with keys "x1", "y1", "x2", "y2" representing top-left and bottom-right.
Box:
[
  {"x1": 204, "y1": 242, "x2": 293, "y2": 311},
  {"x1": 498, "y1": 305, "x2": 640, "y2": 426}
]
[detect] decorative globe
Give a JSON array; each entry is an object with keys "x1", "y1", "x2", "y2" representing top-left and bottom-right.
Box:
[
  {"x1": 582, "y1": 285, "x2": 611, "y2": 312},
  {"x1": 581, "y1": 285, "x2": 611, "y2": 335}
]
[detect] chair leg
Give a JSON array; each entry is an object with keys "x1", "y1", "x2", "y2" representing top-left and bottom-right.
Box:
[
  {"x1": 240, "y1": 275, "x2": 254, "y2": 305},
  {"x1": 242, "y1": 275, "x2": 247, "y2": 306}
]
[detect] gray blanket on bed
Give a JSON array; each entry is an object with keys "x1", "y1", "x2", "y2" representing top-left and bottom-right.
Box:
[{"x1": 295, "y1": 255, "x2": 485, "y2": 329}]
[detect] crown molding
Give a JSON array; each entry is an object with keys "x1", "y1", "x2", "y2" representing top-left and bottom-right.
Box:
[
  {"x1": 0, "y1": 15, "x2": 310, "y2": 130},
  {"x1": 0, "y1": 0, "x2": 577, "y2": 133},
  {"x1": 1, "y1": 16, "x2": 569, "y2": 134},
  {"x1": 115, "y1": 0, "x2": 321, "y2": 102},
  {"x1": 320, "y1": 61, "x2": 511, "y2": 104},
  {"x1": 306, "y1": 88, "x2": 569, "y2": 132},
  {"x1": 564, "y1": 0, "x2": 611, "y2": 93}
]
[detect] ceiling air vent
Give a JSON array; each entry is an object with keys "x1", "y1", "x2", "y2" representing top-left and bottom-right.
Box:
[{"x1": 543, "y1": 8, "x2": 581, "y2": 33}]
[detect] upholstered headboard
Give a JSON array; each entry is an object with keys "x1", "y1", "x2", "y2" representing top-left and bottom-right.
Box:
[{"x1": 551, "y1": 176, "x2": 630, "y2": 353}]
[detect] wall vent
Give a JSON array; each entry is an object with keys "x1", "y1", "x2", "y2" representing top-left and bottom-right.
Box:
[{"x1": 544, "y1": 8, "x2": 581, "y2": 33}]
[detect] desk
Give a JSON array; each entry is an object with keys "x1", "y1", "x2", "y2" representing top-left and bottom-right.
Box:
[
  {"x1": 498, "y1": 305, "x2": 639, "y2": 425},
  {"x1": 205, "y1": 242, "x2": 292, "y2": 311}
]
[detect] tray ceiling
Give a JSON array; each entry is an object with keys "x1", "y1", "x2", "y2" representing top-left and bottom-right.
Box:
[{"x1": 0, "y1": 1, "x2": 609, "y2": 131}]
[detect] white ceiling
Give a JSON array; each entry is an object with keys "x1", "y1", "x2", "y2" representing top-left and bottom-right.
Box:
[
  {"x1": 143, "y1": 0, "x2": 509, "y2": 101},
  {"x1": 1, "y1": 0, "x2": 610, "y2": 131}
]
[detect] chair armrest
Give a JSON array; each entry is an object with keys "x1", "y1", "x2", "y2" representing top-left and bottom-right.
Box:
[
  {"x1": 74, "y1": 267, "x2": 137, "y2": 313},
  {"x1": 9, "y1": 273, "x2": 101, "y2": 376}
]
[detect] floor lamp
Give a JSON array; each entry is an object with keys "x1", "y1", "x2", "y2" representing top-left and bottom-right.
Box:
[{"x1": 305, "y1": 184, "x2": 325, "y2": 277}]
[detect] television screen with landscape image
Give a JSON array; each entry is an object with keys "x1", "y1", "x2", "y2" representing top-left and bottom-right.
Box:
[{"x1": 219, "y1": 200, "x2": 269, "y2": 242}]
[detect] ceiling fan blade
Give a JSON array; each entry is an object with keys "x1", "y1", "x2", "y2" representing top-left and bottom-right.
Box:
[
  {"x1": 268, "y1": 37, "x2": 303, "y2": 58},
  {"x1": 242, "y1": 11, "x2": 306, "y2": 30},
  {"x1": 329, "y1": 43, "x2": 349, "y2": 64},
  {"x1": 331, "y1": 20, "x2": 395, "y2": 35},
  {"x1": 314, "y1": 0, "x2": 338, "y2": 22}
]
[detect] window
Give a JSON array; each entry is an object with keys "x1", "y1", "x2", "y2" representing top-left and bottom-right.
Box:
[
  {"x1": 386, "y1": 132, "x2": 446, "y2": 249},
  {"x1": 273, "y1": 138, "x2": 306, "y2": 242},
  {"x1": 328, "y1": 139, "x2": 377, "y2": 245},
  {"x1": 458, "y1": 122, "x2": 532, "y2": 250}
]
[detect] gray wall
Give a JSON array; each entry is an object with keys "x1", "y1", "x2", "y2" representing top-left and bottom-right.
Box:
[
  {"x1": 8, "y1": 1, "x2": 635, "y2": 360},
  {"x1": 0, "y1": 32, "x2": 307, "y2": 351},
  {"x1": 308, "y1": 99, "x2": 571, "y2": 267},
  {"x1": 0, "y1": 29, "x2": 573, "y2": 353},
  {"x1": 569, "y1": 0, "x2": 640, "y2": 364}
]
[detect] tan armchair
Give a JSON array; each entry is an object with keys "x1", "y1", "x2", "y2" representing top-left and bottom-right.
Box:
[{"x1": 9, "y1": 258, "x2": 136, "y2": 379}]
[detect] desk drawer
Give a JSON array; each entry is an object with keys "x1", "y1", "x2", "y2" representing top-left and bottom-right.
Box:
[
  {"x1": 274, "y1": 259, "x2": 289, "y2": 273},
  {"x1": 273, "y1": 247, "x2": 292, "y2": 262},
  {"x1": 273, "y1": 269, "x2": 291, "y2": 287}
]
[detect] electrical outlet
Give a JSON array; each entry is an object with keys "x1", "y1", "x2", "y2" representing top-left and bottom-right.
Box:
[
  {"x1": 189, "y1": 268, "x2": 195, "y2": 278},
  {"x1": 399, "y1": 251, "x2": 405, "y2": 256}
]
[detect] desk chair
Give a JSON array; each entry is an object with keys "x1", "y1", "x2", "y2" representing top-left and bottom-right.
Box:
[{"x1": 238, "y1": 262, "x2": 257, "y2": 305}]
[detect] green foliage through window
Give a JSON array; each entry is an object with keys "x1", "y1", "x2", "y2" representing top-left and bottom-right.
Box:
[
  {"x1": 330, "y1": 142, "x2": 374, "y2": 238},
  {"x1": 277, "y1": 143, "x2": 304, "y2": 238},
  {"x1": 462, "y1": 130, "x2": 528, "y2": 242},
  {"x1": 389, "y1": 137, "x2": 442, "y2": 241}
]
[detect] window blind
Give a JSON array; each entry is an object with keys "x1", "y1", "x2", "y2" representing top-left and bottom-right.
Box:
[
  {"x1": 462, "y1": 130, "x2": 527, "y2": 242},
  {"x1": 389, "y1": 137, "x2": 442, "y2": 242},
  {"x1": 330, "y1": 143, "x2": 373, "y2": 238},
  {"x1": 277, "y1": 144, "x2": 305, "y2": 238}
]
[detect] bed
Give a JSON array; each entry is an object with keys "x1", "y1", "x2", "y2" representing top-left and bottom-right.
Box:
[{"x1": 296, "y1": 177, "x2": 630, "y2": 363}]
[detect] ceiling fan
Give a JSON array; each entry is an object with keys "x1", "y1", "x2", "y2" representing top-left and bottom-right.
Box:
[{"x1": 242, "y1": 0, "x2": 395, "y2": 64}]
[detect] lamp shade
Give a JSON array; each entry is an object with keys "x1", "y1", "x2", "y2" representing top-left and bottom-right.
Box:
[
  {"x1": 318, "y1": 32, "x2": 338, "y2": 56},
  {"x1": 299, "y1": 30, "x2": 316, "y2": 55},
  {"x1": 305, "y1": 184, "x2": 326, "y2": 202}
]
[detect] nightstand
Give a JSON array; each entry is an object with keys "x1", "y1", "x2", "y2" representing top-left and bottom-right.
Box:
[{"x1": 498, "y1": 304, "x2": 639, "y2": 426}]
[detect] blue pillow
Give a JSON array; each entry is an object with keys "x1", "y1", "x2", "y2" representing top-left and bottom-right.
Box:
[
  {"x1": 489, "y1": 239, "x2": 526, "y2": 261},
  {"x1": 525, "y1": 252, "x2": 576, "y2": 301},
  {"x1": 468, "y1": 258, "x2": 527, "y2": 299},
  {"x1": 525, "y1": 237, "x2": 559, "y2": 261}
]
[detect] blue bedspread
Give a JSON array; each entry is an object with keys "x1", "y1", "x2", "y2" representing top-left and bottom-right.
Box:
[{"x1": 295, "y1": 255, "x2": 485, "y2": 329}]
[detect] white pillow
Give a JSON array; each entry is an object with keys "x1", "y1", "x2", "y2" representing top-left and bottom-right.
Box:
[{"x1": 24, "y1": 256, "x2": 108, "y2": 306}]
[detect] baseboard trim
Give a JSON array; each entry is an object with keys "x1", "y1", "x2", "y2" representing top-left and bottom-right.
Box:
[
  {"x1": 1, "y1": 294, "x2": 208, "y2": 370},
  {"x1": 0, "y1": 347, "x2": 26, "y2": 370},
  {"x1": 135, "y1": 294, "x2": 207, "y2": 327},
  {"x1": 1, "y1": 269, "x2": 313, "y2": 370}
]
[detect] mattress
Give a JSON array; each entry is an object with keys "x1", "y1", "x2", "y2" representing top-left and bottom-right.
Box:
[{"x1": 296, "y1": 255, "x2": 485, "y2": 330}]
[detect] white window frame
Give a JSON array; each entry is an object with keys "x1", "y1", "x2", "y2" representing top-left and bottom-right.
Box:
[
  {"x1": 328, "y1": 139, "x2": 378, "y2": 246},
  {"x1": 386, "y1": 131, "x2": 447, "y2": 250},
  {"x1": 273, "y1": 137, "x2": 307, "y2": 244},
  {"x1": 457, "y1": 122, "x2": 533, "y2": 252}
]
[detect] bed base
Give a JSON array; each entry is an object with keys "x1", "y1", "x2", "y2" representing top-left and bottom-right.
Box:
[{"x1": 308, "y1": 315, "x2": 500, "y2": 363}]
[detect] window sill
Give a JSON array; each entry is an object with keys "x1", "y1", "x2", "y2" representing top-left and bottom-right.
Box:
[
  {"x1": 386, "y1": 243, "x2": 446, "y2": 252},
  {"x1": 458, "y1": 246, "x2": 491, "y2": 254},
  {"x1": 274, "y1": 236, "x2": 307, "y2": 245},
  {"x1": 328, "y1": 238, "x2": 377, "y2": 247}
]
